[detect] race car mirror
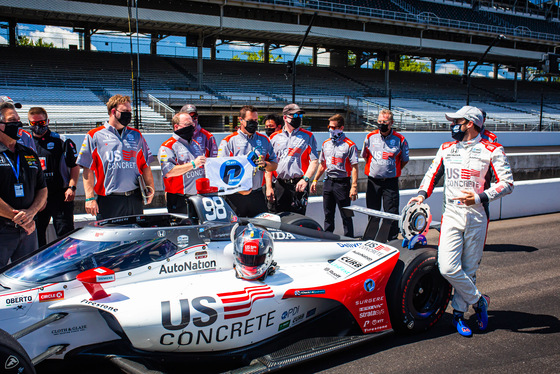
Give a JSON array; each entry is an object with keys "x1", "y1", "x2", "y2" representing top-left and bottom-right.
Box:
[{"x1": 77, "y1": 267, "x2": 115, "y2": 301}]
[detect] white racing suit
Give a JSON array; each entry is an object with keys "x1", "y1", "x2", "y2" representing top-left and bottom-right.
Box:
[{"x1": 418, "y1": 134, "x2": 514, "y2": 312}]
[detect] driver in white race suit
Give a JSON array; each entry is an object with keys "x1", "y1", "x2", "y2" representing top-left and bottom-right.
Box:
[{"x1": 409, "y1": 106, "x2": 514, "y2": 337}]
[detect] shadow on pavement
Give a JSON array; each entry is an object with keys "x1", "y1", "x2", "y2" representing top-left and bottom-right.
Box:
[
  {"x1": 484, "y1": 244, "x2": 538, "y2": 253},
  {"x1": 476, "y1": 310, "x2": 560, "y2": 335}
]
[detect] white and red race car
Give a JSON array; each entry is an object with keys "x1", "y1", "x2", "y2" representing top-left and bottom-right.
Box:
[{"x1": 0, "y1": 194, "x2": 450, "y2": 373}]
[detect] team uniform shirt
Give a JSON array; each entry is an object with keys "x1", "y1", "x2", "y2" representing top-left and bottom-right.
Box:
[
  {"x1": 17, "y1": 129, "x2": 36, "y2": 152},
  {"x1": 417, "y1": 134, "x2": 514, "y2": 206},
  {"x1": 362, "y1": 129, "x2": 409, "y2": 179},
  {"x1": 318, "y1": 134, "x2": 359, "y2": 178},
  {"x1": 193, "y1": 124, "x2": 218, "y2": 157},
  {"x1": 0, "y1": 142, "x2": 46, "y2": 214},
  {"x1": 158, "y1": 134, "x2": 205, "y2": 196},
  {"x1": 76, "y1": 122, "x2": 153, "y2": 196},
  {"x1": 218, "y1": 131, "x2": 277, "y2": 190},
  {"x1": 33, "y1": 130, "x2": 77, "y2": 192},
  {"x1": 270, "y1": 128, "x2": 318, "y2": 179},
  {"x1": 481, "y1": 128, "x2": 498, "y2": 143}
]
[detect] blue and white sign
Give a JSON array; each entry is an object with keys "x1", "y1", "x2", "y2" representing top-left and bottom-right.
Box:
[{"x1": 205, "y1": 156, "x2": 254, "y2": 195}]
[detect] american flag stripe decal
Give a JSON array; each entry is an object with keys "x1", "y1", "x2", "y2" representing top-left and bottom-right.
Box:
[{"x1": 217, "y1": 285, "x2": 274, "y2": 319}]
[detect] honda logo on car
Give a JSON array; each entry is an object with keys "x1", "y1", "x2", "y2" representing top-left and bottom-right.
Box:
[
  {"x1": 159, "y1": 297, "x2": 275, "y2": 346},
  {"x1": 39, "y1": 291, "x2": 64, "y2": 302}
]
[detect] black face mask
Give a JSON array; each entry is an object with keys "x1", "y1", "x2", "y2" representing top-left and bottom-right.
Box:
[
  {"x1": 117, "y1": 111, "x2": 132, "y2": 126},
  {"x1": 290, "y1": 116, "x2": 302, "y2": 129},
  {"x1": 245, "y1": 120, "x2": 258, "y2": 134},
  {"x1": 31, "y1": 125, "x2": 48, "y2": 136},
  {"x1": 265, "y1": 127, "x2": 276, "y2": 137},
  {"x1": 379, "y1": 123, "x2": 390, "y2": 133},
  {"x1": 451, "y1": 124, "x2": 466, "y2": 141},
  {"x1": 1, "y1": 121, "x2": 23, "y2": 140},
  {"x1": 175, "y1": 125, "x2": 195, "y2": 141}
]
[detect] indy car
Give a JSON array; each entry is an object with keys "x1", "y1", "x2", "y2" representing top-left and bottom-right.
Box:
[{"x1": 0, "y1": 186, "x2": 451, "y2": 374}]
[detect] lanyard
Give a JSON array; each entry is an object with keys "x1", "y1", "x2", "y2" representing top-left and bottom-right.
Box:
[{"x1": 3, "y1": 151, "x2": 20, "y2": 182}]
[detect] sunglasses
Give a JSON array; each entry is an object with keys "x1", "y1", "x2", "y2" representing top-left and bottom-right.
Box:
[
  {"x1": 291, "y1": 113, "x2": 303, "y2": 118},
  {"x1": 30, "y1": 120, "x2": 48, "y2": 127}
]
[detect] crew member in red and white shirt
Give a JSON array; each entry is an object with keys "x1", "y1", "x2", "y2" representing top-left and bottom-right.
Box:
[
  {"x1": 159, "y1": 112, "x2": 206, "y2": 213},
  {"x1": 311, "y1": 114, "x2": 358, "y2": 237},
  {"x1": 267, "y1": 104, "x2": 318, "y2": 215},
  {"x1": 77, "y1": 94, "x2": 155, "y2": 220},
  {"x1": 180, "y1": 104, "x2": 218, "y2": 157},
  {"x1": 361, "y1": 109, "x2": 409, "y2": 241}
]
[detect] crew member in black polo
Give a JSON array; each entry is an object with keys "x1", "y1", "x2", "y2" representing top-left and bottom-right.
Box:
[
  {"x1": 29, "y1": 107, "x2": 79, "y2": 247},
  {"x1": 0, "y1": 102, "x2": 47, "y2": 266}
]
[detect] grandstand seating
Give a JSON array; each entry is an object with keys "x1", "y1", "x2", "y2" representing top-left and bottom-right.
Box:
[{"x1": 2, "y1": 44, "x2": 560, "y2": 132}]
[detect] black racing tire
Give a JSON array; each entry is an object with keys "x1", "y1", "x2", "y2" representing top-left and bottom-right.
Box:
[
  {"x1": 278, "y1": 212, "x2": 323, "y2": 231},
  {"x1": 0, "y1": 329, "x2": 36, "y2": 374},
  {"x1": 385, "y1": 247, "x2": 452, "y2": 334}
]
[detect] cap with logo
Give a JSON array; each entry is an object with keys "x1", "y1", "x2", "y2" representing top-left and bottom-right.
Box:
[
  {"x1": 0, "y1": 96, "x2": 22, "y2": 109},
  {"x1": 445, "y1": 106, "x2": 483, "y2": 128},
  {"x1": 283, "y1": 103, "x2": 305, "y2": 116},
  {"x1": 180, "y1": 104, "x2": 197, "y2": 114}
]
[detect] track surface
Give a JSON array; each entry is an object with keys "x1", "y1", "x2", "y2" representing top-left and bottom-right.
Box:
[
  {"x1": 290, "y1": 213, "x2": 560, "y2": 374},
  {"x1": 36, "y1": 213, "x2": 560, "y2": 374}
]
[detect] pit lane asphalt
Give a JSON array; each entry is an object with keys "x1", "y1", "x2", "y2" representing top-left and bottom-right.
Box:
[
  {"x1": 36, "y1": 213, "x2": 560, "y2": 374},
  {"x1": 290, "y1": 212, "x2": 560, "y2": 374}
]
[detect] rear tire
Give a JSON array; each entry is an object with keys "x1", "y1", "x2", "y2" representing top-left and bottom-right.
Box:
[
  {"x1": 278, "y1": 212, "x2": 323, "y2": 231},
  {"x1": 385, "y1": 247, "x2": 452, "y2": 333},
  {"x1": 0, "y1": 329, "x2": 36, "y2": 373}
]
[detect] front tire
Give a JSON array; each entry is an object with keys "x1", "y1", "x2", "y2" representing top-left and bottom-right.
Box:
[
  {"x1": 0, "y1": 329, "x2": 35, "y2": 373},
  {"x1": 385, "y1": 247, "x2": 451, "y2": 333}
]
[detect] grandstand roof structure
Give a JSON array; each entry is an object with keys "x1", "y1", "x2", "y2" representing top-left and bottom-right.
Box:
[{"x1": 0, "y1": 0, "x2": 558, "y2": 65}]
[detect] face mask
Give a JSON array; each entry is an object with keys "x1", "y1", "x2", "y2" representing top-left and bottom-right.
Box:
[
  {"x1": 116, "y1": 111, "x2": 132, "y2": 126},
  {"x1": 265, "y1": 127, "x2": 276, "y2": 137},
  {"x1": 379, "y1": 123, "x2": 390, "y2": 133},
  {"x1": 451, "y1": 123, "x2": 466, "y2": 141},
  {"x1": 290, "y1": 116, "x2": 302, "y2": 129},
  {"x1": 1, "y1": 121, "x2": 22, "y2": 140},
  {"x1": 31, "y1": 125, "x2": 48, "y2": 136},
  {"x1": 329, "y1": 128, "x2": 343, "y2": 141},
  {"x1": 245, "y1": 120, "x2": 258, "y2": 134},
  {"x1": 175, "y1": 125, "x2": 195, "y2": 141}
]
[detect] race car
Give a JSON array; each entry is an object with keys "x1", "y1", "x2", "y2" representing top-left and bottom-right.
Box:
[{"x1": 0, "y1": 189, "x2": 451, "y2": 374}]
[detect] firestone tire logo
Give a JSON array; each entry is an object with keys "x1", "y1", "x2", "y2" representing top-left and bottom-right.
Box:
[
  {"x1": 5, "y1": 355, "x2": 19, "y2": 369},
  {"x1": 39, "y1": 291, "x2": 64, "y2": 302}
]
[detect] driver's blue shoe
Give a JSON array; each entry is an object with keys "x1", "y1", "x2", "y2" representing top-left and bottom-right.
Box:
[
  {"x1": 474, "y1": 294, "x2": 490, "y2": 331},
  {"x1": 453, "y1": 311, "x2": 472, "y2": 337}
]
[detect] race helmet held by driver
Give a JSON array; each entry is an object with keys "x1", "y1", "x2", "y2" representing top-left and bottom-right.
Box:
[{"x1": 233, "y1": 223, "x2": 274, "y2": 280}]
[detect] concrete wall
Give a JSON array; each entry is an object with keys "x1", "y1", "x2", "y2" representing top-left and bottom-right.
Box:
[
  {"x1": 305, "y1": 178, "x2": 560, "y2": 236},
  {"x1": 65, "y1": 131, "x2": 560, "y2": 154}
]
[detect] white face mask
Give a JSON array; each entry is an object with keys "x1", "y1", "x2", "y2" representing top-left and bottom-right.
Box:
[{"x1": 329, "y1": 128, "x2": 343, "y2": 141}]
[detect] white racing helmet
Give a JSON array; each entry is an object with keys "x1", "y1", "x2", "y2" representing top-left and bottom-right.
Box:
[{"x1": 233, "y1": 223, "x2": 274, "y2": 280}]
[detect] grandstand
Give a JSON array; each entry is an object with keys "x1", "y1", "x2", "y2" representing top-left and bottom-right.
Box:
[{"x1": 0, "y1": 0, "x2": 559, "y2": 133}]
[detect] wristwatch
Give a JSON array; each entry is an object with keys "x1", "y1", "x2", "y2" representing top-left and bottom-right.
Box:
[
  {"x1": 67, "y1": 186, "x2": 77, "y2": 192},
  {"x1": 303, "y1": 176, "x2": 310, "y2": 183}
]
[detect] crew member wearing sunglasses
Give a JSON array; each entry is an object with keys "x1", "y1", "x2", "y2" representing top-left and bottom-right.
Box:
[{"x1": 28, "y1": 107, "x2": 80, "y2": 247}]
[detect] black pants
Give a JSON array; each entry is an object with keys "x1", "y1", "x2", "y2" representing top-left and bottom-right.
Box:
[
  {"x1": 36, "y1": 190, "x2": 74, "y2": 247},
  {"x1": 323, "y1": 178, "x2": 354, "y2": 237},
  {"x1": 224, "y1": 189, "x2": 267, "y2": 217},
  {"x1": 366, "y1": 177, "x2": 400, "y2": 241},
  {"x1": 0, "y1": 224, "x2": 38, "y2": 268},
  {"x1": 97, "y1": 191, "x2": 143, "y2": 220},
  {"x1": 273, "y1": 179, "x2": 309, "y2": 215}
]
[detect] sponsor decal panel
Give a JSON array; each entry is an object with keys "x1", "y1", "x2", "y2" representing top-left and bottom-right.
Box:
[
  {"x1": 81, "y1": 299, "x2": 119, "y2": 313},
  {"x1": 278, "y1": 320, "x2": 290, "y2": 331},
  {"x1": 39, "y1": 291, "x2": 64, "y2": 302},
  {"x1": 281, "y1": 306, "x2": 300, "y2": 320},
  {"x1": 51, "y1": 325, "x2": 87, "y2": 336},
  {"x1": 159, "y1": 260, "x2": 216, "y2": 274},
  {"x1": 5, "y1": 295, "x2": 33, "y2": 306},
  {"x1": 294, "y1": 289, "x2": 325, "y2": 296},
  {"x1": 160, "y1": 296, "x2": 275, "y2": 346}
]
